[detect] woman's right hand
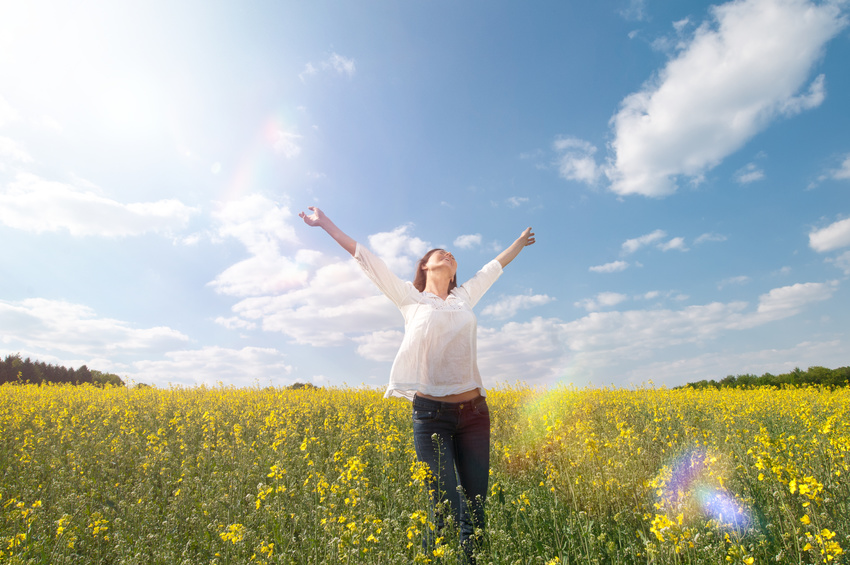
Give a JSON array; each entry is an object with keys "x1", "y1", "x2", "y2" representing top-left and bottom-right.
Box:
[
  {"x1": 299, "y1": 206, "x2": 357, "y2": 256},
  {"x1": 299, "y1": 206, "x2": 325, "y2": 227}
]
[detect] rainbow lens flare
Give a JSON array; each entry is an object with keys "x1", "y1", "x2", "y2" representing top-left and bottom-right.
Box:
[{"x1": 654, "y1": 448, "x2": 752, "y2": 530}]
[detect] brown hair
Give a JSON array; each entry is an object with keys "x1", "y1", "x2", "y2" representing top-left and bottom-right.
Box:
[{"x1": 413, "y1": 249, "x2": 458, "y2": 293}]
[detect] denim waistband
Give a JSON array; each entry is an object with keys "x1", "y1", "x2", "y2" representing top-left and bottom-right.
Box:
[{"x1": 412, "y1": 394, "x2": 487, "y2": 411}]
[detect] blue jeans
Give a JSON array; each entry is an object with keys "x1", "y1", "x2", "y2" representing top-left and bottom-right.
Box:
[{"x1": 412, "y1": 394, "x2": 490, "y2": 562}]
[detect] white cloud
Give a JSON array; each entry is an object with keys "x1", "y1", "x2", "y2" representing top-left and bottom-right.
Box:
[
  {"x1": 570, "y1": 0, "x2": 847, "y2": 197},
  {"x1": 214, "y1": 316, "x2": 257, "y2": 331},
  {"x1": 621, "y1": 229, "x2": 688, "y2": 254},
  {"x1": 0, "y1": 95, "x2": 19, "y2": 126},
  {"x1": 129, "y1": 346, "x2": 294, "y2": 388},
  {"x1": 208, "y1": 195, "x2": 313, "y2": 297},
  {"x1": 0, "y1": 173, "x2": 198, "y2": 236},
  {"x1": 613, "y1": 338, "x2": 848, "y2": 388},
  {"x1": 620, "y1": 0, "x2": 648, "y2": 21},
  {"x1": 481, "y1": 293, "x2": 555, "y2": 320},
  {"x1": 36, "y1": 114, "x2": 63, "y2": 132},
  {"x1": 718, "y1": 275, "x2": 751, "y2": 289},
  {"x1": 454, "y1": 233, "x2": 482, "y2": 249},
  {"x1": 808, "y1": 153, "x2": 850, "y2": 189},
  {"x1": 673, "y1": 17, "x2": 692, "y2": 34},
  {"x1": 506, "y1": 196, "x2": 529, "y2": 208},
  {"x1": 695, "y1": 232, "x2": 728, "y2": 244},
  {"x1": 213, "y1": 194, "x2": 299, "y2": 254},
  {"x1": 636, "y1": 290, "x2": 689, "y2": 303},
  {"x1": 622, "y1": 229, "x2": 667, "y2": 254},
  {"x1": 352, "y1": 330, "x2": 404, "y2": 362},
  {"x1": 0, "y1": 136, "x2": 33, "y2": 163},
  {"x1": 479, "y1": 279, "x2": 838, "y2": 386},
  {"x1": 746, "y1": 280, "x2": 837, "y2": 325},
  {"x1": 589, "y1": 260, "x2": 629, "y2": 273},
  {"x1": 780, "y1": 73, "x2": 827, "y2": 114},
  {"x1": 299, "y1": 52, "x2": 356, "y2": 82},
  {"x1": 659, "y1": 237, "x2": 688, "y2": 252},
  {"x1": 735, "y1": 163, "x2": 765, "y2": 184},
  {"x1": 833, "y1": 154, "x2": 850, "y2": 180},
  {"x1": 478, "y1": 317, "x2": 570, "y2": 386},
  {"x1": 809, "y1": 217, "x2": 850, "y2": 252},
  {"x1": 216, "y1": 224, "x2": 431, "y2": 347},
  {"x1": 226, "y1": 260, "x2": 401, "y2": 347},
  {"x1": 564, "y1": 302, "x2": 748, "y2": 359},
  {"x1": 208, "y1": 251, "x2": 314, "y2": 297},
  {"x1": 329, "y1": 53, "x2": 356, "y2": 77},
  {"x1": 0, "y1": 298, "x2": 189, "y2": 357},
  {"x1": 558, "y1": 281, "x2": 833, "y2": 383},
  {"x1": 271, "y1": 130, "x2": 302, "y2": 158},
  {"x1": 368, "y1": 225, "x2": 431, "y2": 276},
  {"x1": 575, "y1": 292, "x2": 629, "y2": 312},
  {"x1": 554, "y1": 136, "x2": 603, "y2": 184},
  {"x1": 651, "y1": 18, "x2": 694, "y2": 53},
  {"x1": 479, "y1": 300, "x2": 759, "y2": 387},
  {"x1": 828, "y1": 250, "x2": 850, "y2": 275},
  {"x1": 298, "y1": 62, "x2": 318, "y2": 82}
]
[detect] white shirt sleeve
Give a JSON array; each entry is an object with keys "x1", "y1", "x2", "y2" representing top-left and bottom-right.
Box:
[
  {"x1": 455, "y1": 259, "x2": 503, "y2": 307},
  {"x1": 354, "y1": 243, "x2": 415, "y2": 307}
]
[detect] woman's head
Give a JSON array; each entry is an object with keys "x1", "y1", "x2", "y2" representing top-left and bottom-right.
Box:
[{"x1": 413, "y1": 248, "x2": 458, "y2": 292}]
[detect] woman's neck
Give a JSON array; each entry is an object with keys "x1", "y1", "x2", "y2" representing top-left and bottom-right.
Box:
[{"x1": 424, "y1": 275, "x2": 452, "y2": 299}]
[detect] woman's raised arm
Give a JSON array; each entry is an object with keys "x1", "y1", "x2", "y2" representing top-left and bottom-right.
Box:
[
  {"x1": 495, "y1": 227, "x2": 536, "y2": 268},
  {"x1": 299, "y1": 206, "x2": 357, "y2": 256}
]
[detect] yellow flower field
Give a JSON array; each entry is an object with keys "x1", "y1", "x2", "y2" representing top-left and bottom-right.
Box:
[{"x1": 1, "y1": 383, "x2": 848, "y2": 564}]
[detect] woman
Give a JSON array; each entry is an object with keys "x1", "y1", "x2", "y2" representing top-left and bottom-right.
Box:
[{"x1": 299, "y1": 206, "x2": 535, "y2": 562}]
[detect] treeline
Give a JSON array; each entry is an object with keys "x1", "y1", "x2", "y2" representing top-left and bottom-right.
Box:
[
  {"x1": 0, "y1": 354, "x2": 125, "y2": 386},
  {"x1": 682, "y1": 365, "x2": 850, "y2": 389}
]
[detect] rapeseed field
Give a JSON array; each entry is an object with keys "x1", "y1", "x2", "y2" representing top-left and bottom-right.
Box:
[{"x1": 1, "y1": 383, "x2": 848, "y2": 564}]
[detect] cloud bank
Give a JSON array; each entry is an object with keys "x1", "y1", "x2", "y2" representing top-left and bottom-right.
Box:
[
  {"x1": 0, "y1": 174, "x2": 197, "y2": 236},
  {"x1": 557, "y1": 0, "x2": 847, "y2": 197}
]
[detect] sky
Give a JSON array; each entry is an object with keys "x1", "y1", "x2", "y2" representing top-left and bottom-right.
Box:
[{"x1": 1, "y1": 0, "x2": 848, "y2": 390}]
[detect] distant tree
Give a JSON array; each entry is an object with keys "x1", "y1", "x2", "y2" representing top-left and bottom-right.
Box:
[
  {"x1": 680, "y1": 366, "x2": 849, "y2": 389},
  {"x1": 92, "y1": 370, "x2": 125, "y2": 387},
  {"x1": 735, "y1": 374, "x2": 757, "y2": 387},
  {"x1": 21, "y1": 357, "x2": 44, "y2": 384},
  {"x1": 0, "y1": 355, "x2": 19, "y2": 383},
  {"x1": 719, "y1": 375, "x2": 736, "y2": 387},
  {"x1": 74, "y1": 365, "x2": 93, "y2": 384},
  {"x1": 0, "y1": 354, "x2": 125, "y2": 386}
]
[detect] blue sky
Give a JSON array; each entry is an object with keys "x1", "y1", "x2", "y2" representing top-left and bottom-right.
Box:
[{"x1": 1, "y1": 0, "x2": 848, "y2": 389}]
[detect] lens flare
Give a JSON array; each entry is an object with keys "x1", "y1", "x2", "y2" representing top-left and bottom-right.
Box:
[
  {"x1": 655, "y1": 448, "x2": 751, "y2": 530},
  {"x1": 219, "y1": 113, "x2": 302, "y2": 203}
]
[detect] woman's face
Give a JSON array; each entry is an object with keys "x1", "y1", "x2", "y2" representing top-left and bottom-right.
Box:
[{"x1": 423, "y1": 249, "x2": 457, "y2": 277}]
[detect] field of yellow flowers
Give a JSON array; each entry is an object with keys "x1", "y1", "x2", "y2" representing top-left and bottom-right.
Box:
[{"x1": 2, "y1": 383, "x2": 848, "y2": 564}]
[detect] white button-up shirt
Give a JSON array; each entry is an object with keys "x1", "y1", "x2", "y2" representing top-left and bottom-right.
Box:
[{"x1": 354, "y1": 243, "x2": 503, "y2": 400}]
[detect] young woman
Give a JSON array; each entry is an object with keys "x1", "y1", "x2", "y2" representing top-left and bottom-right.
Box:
[{"x1": 299, "y1": 206, "x2": 535, "y2": 562}]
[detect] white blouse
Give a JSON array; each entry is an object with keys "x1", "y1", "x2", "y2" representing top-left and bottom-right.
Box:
[{"x1": 354, "y1": 243, "x2": 503, "y2": 401}]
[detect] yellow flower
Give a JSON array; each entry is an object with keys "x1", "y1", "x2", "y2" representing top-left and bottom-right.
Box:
[{"x1": 219, "y1": 523, "x2": 246, "y2": 544}]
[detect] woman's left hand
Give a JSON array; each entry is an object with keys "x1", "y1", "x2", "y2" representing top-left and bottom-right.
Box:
[
  {"x1": 496, "y1": 227, "x2": 536, "y2": 268},
  {"x1": 518, "y1": 227, "x2": 536, "y2": 247}
]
